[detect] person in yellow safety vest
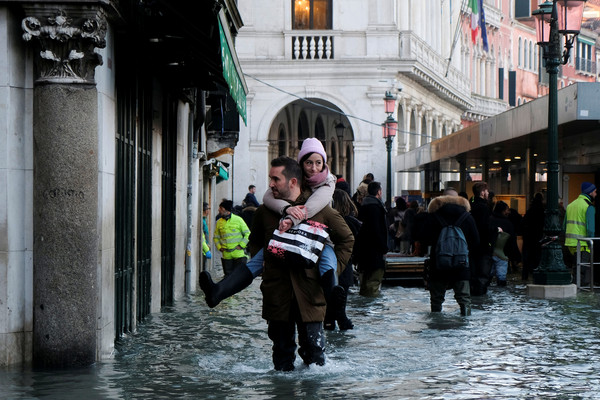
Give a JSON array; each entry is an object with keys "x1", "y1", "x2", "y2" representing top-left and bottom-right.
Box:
[
  {"x1": 202, "y1": 235, "x2": 212, "y2": 260},
  {"x1": 564, "y1": 182, "x2": 597, "y2": 286},
  {"x1": 202, "y1": 202, "x2": 212, "y2": 261},
  {"x1": 214, "y1": 199, "x2": 250, "y2": 276}
]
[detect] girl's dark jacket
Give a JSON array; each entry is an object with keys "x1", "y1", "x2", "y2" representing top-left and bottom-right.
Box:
[{"x1": 416, "y1": 195, "x2": 480, "y2": 281}]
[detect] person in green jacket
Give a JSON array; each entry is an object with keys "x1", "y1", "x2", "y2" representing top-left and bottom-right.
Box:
[
  {"x1": 213, "y1": 200, "x2": 250, "y2": 276},
  {"x1": 564, "y1": 182, "x2": 596, "y2": 286}
]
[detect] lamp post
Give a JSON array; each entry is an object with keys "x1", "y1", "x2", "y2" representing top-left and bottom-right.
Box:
[
  {"x1": 383, "y1": 91, "x2": 398, "y2": 206},
  {"x1": 532, "y1": 0, "x2": 586, "y2": 285}
]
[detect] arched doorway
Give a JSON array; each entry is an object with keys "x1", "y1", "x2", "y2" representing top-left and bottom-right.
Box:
[{"x1": 268, "y1": 98, "x2": 355, "y2": 186}]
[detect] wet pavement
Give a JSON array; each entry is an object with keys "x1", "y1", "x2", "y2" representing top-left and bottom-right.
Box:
[{"x1": 2, "y1": 273, "x2": 600, "y2": 399}]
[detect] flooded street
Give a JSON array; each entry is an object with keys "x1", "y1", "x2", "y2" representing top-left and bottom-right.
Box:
[{"x1": 3, "y1": 277, "x2": 600, "y2": 399}]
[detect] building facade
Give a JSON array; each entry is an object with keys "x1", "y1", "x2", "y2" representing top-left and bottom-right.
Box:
[
  {"x1": 231, "y1": 0, "x2": 598, "y2": 202},
  {"x1": 0, "y1": 0, "x2": 245, "y2": 367}
]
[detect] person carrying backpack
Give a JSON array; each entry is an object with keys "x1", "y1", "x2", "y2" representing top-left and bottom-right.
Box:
[{"x1": 415, "y1": 190, "x2": 479, "y2": 316}]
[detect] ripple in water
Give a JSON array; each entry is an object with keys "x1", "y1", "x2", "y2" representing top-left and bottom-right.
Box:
[{"x1": 2, "y1": 278, "x2": 600, "y2": 399}]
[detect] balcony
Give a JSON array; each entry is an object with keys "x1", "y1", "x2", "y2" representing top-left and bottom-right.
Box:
[
  {"x1": 576, "y1": 57, "x2": 596, "y2": 75},
  {"x1": 399, "y1": 32, "x2": 472, "y2": 110},
  {"x1": 482, "y1": 2, "x2": 503, "y2": 29},
  {"x1": 470, "y1": 93, "x2": 508, "y2": 118},
  {"x1": 285, "y1": 31, "x2": 336, "y2": 60}
]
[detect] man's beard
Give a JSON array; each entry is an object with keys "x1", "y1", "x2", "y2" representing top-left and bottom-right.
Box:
[{"x1": 272, "y1": 186, "x2": 289, "y2": 200}]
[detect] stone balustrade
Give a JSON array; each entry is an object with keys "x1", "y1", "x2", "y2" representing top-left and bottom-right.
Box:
[
  {"x1": 400, "y1": 32, "x2": 471, "y2": 100},
  {"x1": 286, "y1": 32, "x2": 335, "y2": 60}
]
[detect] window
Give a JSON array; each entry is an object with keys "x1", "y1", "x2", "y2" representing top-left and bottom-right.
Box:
[
  {"x1": 576, "y1": 39, "x2": 594, "y2": 73},
  {"x1": 514, "y1": 0, "x2": 531, "y2": 19},
  {"x1": 293, "y1": 0, "x2": 332, "y2": 30},
  {"x1": 529, "y1": 41, "x2": 533, "y2": 71},
  {"x1": 518, "y1": 38, "x2": 522, "y2": 67}
]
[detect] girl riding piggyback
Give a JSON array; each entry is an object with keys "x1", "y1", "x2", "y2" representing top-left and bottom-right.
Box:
[{"x1": 200, "y1": 138, "x2": 353, "y2": 330}]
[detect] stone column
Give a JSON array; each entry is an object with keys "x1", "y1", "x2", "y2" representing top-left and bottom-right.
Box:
[{"x1": 22, "y1": 7, "x2": 106, "y2": 367}]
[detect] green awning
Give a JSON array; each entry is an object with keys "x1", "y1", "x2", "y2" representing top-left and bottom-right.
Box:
[
  {"x1": 217, "y1": 164, "x2": 229, "y2": 182},
  {"x1": 218, "y1": 16, "x2": 247, "y2": 124},
  {"x1": 578, "y1": 36, "x2": 595, "y2": 46}
]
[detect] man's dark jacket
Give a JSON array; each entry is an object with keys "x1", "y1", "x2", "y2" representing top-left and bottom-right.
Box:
[
  {"x1": 470, "y1": 196, "x2": 492, "y2": 257},
  {"x1": 416, "y1": 195, "x2": 479, "y2": 281},
  {"x1": 243, "y1": 192, "x2": 260, "y2": 208},
  {"x1": 354, "y1": 195, "x2": 388, "y2": 272},
  {"x1": 248, "y1": 190, "x2": 354, "y2": 323}
]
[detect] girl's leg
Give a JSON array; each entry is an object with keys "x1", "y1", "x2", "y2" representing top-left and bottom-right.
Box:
[
  {"x1": 246, "y1": 248, "x2": 265, "y2": 278},
  {"x1": 319, "y1": 246, "x2": 354, "y2": 330},
  {"x1": 318, "y1": 245, "x2": 337, "y2": 282}
]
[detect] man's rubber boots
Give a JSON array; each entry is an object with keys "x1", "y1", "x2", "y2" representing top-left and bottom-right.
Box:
[
  {"x1": 336, "y1": 288, "x2": 354, "y2": 330},
  {"x1": 199, "y1": 266, "x2": 254, "y2": 308}
]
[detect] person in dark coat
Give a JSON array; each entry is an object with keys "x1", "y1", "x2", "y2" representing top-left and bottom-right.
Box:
[
  {"x1": 248, "y1": 156, "x2": 354, "y2": 371},
  {"x1": 243, "y1": 185, "x2": 260, "y2": 208},
  {"x1": 416, "y1": 192, "x2": 479, "y2": 315},
  {"x1": 335, "y1": 174, "x2": 352, "y2": 197},
  {"x1": 470, "y1": 181, "x2": 493, "y2": 295},
  {"x1": 354, "y1": 181, "x2": 388, "y2": 297},
  {"x1": 521, "y1": 193, "x2": 545, "y2": 280},
  {"x1": 401, "y1": 200, "x2": 419, "y2": 255},
  {"x1": 388, "y1": 196, "x2": 407, "y2": 252},
  {"x1": 489, "y1": 201, "x2": 522, "y2": 286},
  {"x1": 330, "y1": 189, "x2": 362, "y2": 330}
]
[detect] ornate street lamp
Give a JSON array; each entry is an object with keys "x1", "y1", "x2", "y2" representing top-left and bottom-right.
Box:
[
  {"x1": 532, "y1": 0, "x2": 586, "y2": 285},
  {"x1": 383, "y1": 91, "x2": 397, "y2": 206}
]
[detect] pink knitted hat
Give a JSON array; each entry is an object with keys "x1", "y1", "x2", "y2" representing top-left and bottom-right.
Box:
[{"x1": 297, "y1": 138, "x2": 327, "y2": 163}]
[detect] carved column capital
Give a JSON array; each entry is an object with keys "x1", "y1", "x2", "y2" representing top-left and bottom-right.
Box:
[{"x1": 22, "y1": 7, "x2": 107, "y2": 84}]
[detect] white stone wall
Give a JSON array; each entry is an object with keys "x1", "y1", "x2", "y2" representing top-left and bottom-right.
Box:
[{"x1": 0, "y1": 6, "x2": 34, "y2": 367}]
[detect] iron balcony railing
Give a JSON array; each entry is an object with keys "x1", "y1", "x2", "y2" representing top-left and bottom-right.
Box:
[{"x1": 575, "y1": 57, "x2": 596, "y2": 74}]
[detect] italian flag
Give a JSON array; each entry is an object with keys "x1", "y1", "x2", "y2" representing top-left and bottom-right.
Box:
[{"x1": 469, "y1": 0, "x2": 479, "y2": 44}]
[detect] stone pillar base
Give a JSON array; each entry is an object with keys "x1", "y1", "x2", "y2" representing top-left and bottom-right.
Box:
[
  {"x1": 533, "y1": 270, "x2": 572, "y2": 285},
  {"x1": 527, "y1": 284, "x2": 577, "y2": 299}
]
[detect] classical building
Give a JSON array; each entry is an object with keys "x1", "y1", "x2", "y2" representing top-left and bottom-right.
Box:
[
  {"x1": 0, "y1": 0, "x2": 246, "y2": 367},
  {"x1": 230, "y1": 0, "x2": 598, "y2": 203}
]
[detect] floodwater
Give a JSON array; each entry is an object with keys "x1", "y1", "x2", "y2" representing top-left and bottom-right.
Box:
[{"x1": 2, "y1": 276, "x2": 600, "y2": 399}]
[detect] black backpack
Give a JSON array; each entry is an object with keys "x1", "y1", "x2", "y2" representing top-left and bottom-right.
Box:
[{"x1": 434, "y1": 212, "x2": 470, "y2": 270}]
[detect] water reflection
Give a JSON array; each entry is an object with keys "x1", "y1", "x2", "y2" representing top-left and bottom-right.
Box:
[{"x1": 2, "y1": 279, "x2": 600, "y2": 399}]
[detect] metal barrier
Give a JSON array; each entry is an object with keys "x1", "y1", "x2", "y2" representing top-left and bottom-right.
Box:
[{"x1": 576, "y1": 238, "x2": 600, "y2": 291}]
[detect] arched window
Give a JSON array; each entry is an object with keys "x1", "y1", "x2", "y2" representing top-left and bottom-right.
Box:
[
  {"x1": 297, "y1": 111, "x2": 309, "y2": 149},
  {"x1": 409, "y1": 111, "x2": 417, "y2": 150},
  {"x1": 314, "y1": 116, "x2": 325, "y2": 141},
  {"x1": 293, "y1": 0, "x2": 332, "y2": 30},
  {"x1": 524, "y1": 40, "x2": 528, "y2": 69},
  {"x1": 529, "y1": 41, "x2": 533, "y2": 70},
  {"x1": 518, "y1": 38, "x2": 522, "y2": 67},
  {"x1": 278, "y1": 126, "x2": 287, "y2": 156}
]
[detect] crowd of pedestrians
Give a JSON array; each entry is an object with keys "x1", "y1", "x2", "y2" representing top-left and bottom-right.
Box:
[{"x1": 198, "y1": 137, "x2": 597, "y2": 372}]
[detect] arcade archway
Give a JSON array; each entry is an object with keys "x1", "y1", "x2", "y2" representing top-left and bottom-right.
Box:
[{"x1": 267, "y1": 98, "x2": 355, "y2": 185}]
